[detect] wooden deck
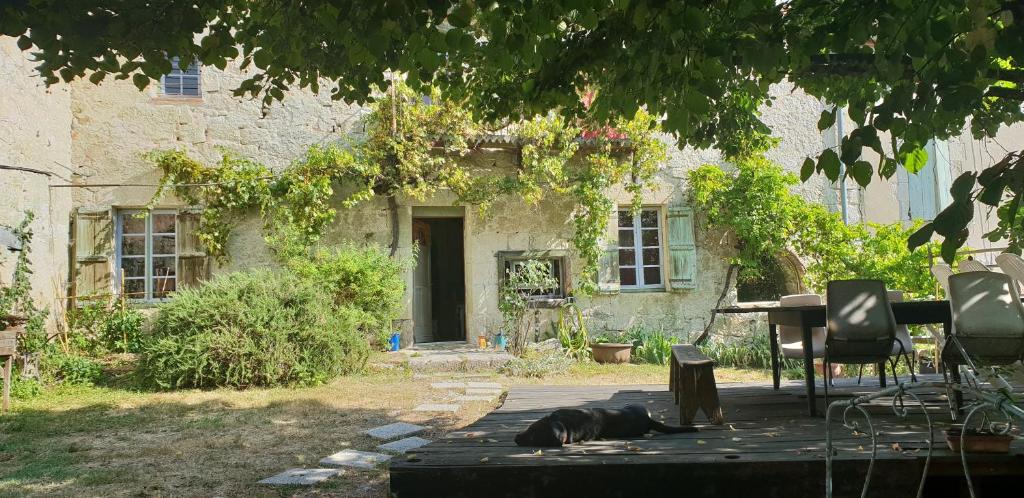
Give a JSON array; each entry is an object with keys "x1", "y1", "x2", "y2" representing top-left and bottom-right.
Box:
[{"x1": 390, "y1": 379, "x2": 1024, "y2": 497}]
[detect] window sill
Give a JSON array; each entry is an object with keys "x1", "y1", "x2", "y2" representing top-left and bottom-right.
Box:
[
  {"x1": 151, "y1": 96, "x2": 203, "y2": 105},
  {"x1": 620, "y1": 287, "x2": 668, "y2": 294}
]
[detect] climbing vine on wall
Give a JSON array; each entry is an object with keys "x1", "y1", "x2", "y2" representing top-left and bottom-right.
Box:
[
  {"x1": 147, "y1": 84, "x2": 666, "y2": 292},
  {"x1": 0, "y1": 212, "x2": 48, "y2": 354},
  {"x1": 688, "y1": 149, "x2": 947, "y2": 299}
]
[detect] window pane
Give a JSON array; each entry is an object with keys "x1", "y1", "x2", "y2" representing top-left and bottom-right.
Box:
[
  {"x1": 121, "y1": 235, "x2": 146, "y2": 256},
  {"x1": 120, "y1": 257, "x2": 145, "y2": 278},
  {"x1": 619, "y1": 268, "x2": 637, "y2": 286},
  {"x1": 617, "y1": 210, "x2": 633, "y2": 228},
  {"x1": 640, "y1": 210, "x2": 658, "y2": 228},
  {"x1": 121, "y1": 215, "x2": 145, "y2": 234},
  {"x1": 643, "y1": 248, "x2": 660, "y2": 265},
  {"x1": 124, "y1": 278, "x2": 146, "y2": 298},
  {"x1": 641, "y1": 229, "x2": 660, "y2": 247},
  {"x1": 152, "y1": 235, "x2": 176, "y2": 255},
  {"x1": 618, "y1": 229, "x2": 634, "y2": 247},
  {"x1": 643, "y1": 267, "x2": 662, "y2": 286},
  {"x1": 152, "y1": 256, "x2": 176, "y2": 277},
  {"x1": 152, "y1": 214, "x2": 176, "y2": 233},
  {"x1": 619, "y1": 248, "x2": 635, "y2": 266},
  {"x1": 153, "y1": 278, "x2": 176, "y2": 299}
]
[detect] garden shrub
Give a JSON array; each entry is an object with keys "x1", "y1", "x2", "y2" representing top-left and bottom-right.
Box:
[
  {"x1": 139, "y1": 270, "x2": 369, "y2": 389},
  {"x1": 40, "y1": 349, "x2": 103, "y2": 386},
  {"x1": 67, "y1": 300, "x2": 146, "y2": 354},
  {"x1": 499, "y1": 350, "x2": 573, "y2": 378},
  {"x1": 288, "y1": 246, "x2": 405, "y2": 348}
]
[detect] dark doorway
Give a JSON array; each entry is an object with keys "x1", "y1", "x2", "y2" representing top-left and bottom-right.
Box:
[{"x1": 412, "y1": 217, "x2": 465, "y2": 342}]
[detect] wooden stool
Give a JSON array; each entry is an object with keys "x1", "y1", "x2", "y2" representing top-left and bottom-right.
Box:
[
  {"x1": 670, "y1": 345, "x2": 724, "y2": 425},
  {"x1": 1, "y1": 329, "x2": 16, "y2": 415}
]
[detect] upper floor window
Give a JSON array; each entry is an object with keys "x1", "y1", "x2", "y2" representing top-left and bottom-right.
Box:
[
  {"x1": 162, "y1": 57, "x2": 201, "y2": 97},
  {"x1": 115, "y1": 210, "x2": 177, "y2": 301},
  {"x1": 618, "y1": 208, "x2": 664, "y2": 290}
]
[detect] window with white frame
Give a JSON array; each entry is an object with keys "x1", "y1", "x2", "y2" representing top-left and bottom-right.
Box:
[
  {"x1": 618, "y1": 208, "x2": 664, "y2": 289},
  {"x1": 116, "y1": 210, "x2": 177, "y2": 300},
  {"x1": 162, "y1": 57, "x2": 201, "y2": 97}
]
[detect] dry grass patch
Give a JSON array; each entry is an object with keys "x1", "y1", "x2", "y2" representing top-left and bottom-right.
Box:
[{"x1": 0, "y1": 355, "x2": 771, "y2": 497}]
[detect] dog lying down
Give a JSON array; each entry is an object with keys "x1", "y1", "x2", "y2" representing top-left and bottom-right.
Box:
[{"x1": 514, "y1": 404, "x2": 697, "y2": 447}]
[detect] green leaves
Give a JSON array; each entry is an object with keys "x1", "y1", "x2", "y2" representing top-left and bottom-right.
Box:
[
  {"x1": 800, "y1": 157, "x2": 815, "y2": 181},
  {"x1": 900, "y1": 146, "x2": 929, "y2": 173},
  {"x1": 818, "y1": 149, "x2": 841, "y2": 181},
  {"x1": 817, "y1": 109, "x2": 836, "y2": 131},
  {"x1": 907, "y1": 222, "x2": 934, "y2": 250},
  {"x1": 132, "y1": 73, "x2": 149, "y2": 91},
  {"x1": 848, "y1": 160, "x2": 873, "y2": 187}
]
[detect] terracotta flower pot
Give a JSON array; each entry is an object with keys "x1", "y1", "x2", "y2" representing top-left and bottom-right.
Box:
[
  {"x1": 591, "y1": 343, "x2": 632, "y2": 364},
  {"x1": 945, "y1": 428, "x2": 1014, "y2": 454}
]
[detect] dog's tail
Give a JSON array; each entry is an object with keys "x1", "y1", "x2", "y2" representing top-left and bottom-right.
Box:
[{"x1": 650, "y1": 420, "x2": 698, "y2": 434}]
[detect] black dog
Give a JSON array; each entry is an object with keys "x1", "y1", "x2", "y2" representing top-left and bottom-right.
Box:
[{"x1": 514, "y1": 404, "x2": 697, "y2": 447}]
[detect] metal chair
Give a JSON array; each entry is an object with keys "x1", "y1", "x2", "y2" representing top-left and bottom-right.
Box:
[
  {"x1": 824, "y1": 280, "x2": 899, "y2": 405},
  {"x1": 777, "y1": 294, "x2": 826, "y2": 378},
  {"x1": 943, "y1": 271, "x2": 1024, "y2": 418},
  {"x1": 958, "y1": 259, "x2": 991, "y2": 273}
]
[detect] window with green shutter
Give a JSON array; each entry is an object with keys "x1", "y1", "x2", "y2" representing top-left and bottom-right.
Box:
[
  {"x1": 617, "y1": 208, "x2": 665, "y2": 290},
  {"x1": 666, "y1": 205, "x2": 697, "y2": 290}
]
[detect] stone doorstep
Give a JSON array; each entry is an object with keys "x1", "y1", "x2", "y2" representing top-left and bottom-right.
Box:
[
  {"x1": 430, "y1": 382, "x2": 467, "y2": 389},
  {"x1": 413, "y1": 403, "x2": 460, "y2": 413},
  {"x1": 320, "y1": 450, "x2": 392, "y2": 469},
  {"x1": 258, "y1": 468, "x2": 342, "y2": 486},
  {"x1": 453, "y1": 395, "x2": 495, "y2": 402},
  {"x1": 376, "y1": 436, "x2": 432, "y2": 454},
  {"x1": 363, "y1": 422, "x2": 428, "y2": 440}
]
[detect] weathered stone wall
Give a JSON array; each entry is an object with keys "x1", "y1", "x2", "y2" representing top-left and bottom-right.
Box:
[
  {"x1": 0, "y1": 37, "x2": 73, "y2": 328},
  {"x1": 67, "y1": 61, "x2": 833, "y2": 343}
]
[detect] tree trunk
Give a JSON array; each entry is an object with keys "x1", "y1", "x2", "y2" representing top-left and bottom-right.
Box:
[
  {"x1": 693, "y1": 263, "x2": 739, "y2": 346},
  {"x1": 388, "y1": 195, "x2": 399, "y2": 257}
]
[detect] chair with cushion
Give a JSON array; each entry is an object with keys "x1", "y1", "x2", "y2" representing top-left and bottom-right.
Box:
[
  {"x1": 775, "y1": 294, "x2": 826, "y2": 384},
  {"x1": 944, "y1": 271, "x2": 1024, "y2": 417},
  {"x1": 824, "y1": 280, "x2": 899, "y2": 404},
  {"x1": 931, "y1": 263, "x2": 954, "y2": 297},
  {"x1": 995, "y1": 253, "x2": 1024, "y2": 291},
  {"x1": 958, "y1": 259, "x2": 991, "y2": 273}
]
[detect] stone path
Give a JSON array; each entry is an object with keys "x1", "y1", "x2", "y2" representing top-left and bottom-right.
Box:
[
  {"x1": 377, "y1": 436, "x2": 432, "y2": 454},
  {"x1": 259, "y1": 377, "x2": 504, "y2": 488},
  {"x1": 320, "y1": 450, "x2": 393, "y2": 469},
  {"x1": 258, "y1": 468, "x2": 342, "y2": 486}
]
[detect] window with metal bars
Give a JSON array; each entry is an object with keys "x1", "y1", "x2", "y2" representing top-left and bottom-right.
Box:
[{"x1": 161, "y1": 57, "x2": 201, "y2": 97}]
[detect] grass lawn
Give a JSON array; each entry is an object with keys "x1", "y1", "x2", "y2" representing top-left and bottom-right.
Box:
[{"x1": 0, "y1": 356, "x2": 770, "y2": 497}]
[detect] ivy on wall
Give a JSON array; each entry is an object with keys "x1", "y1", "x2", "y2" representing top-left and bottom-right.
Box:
[
  {"x1": 146, "y1": 85, "x2": 667, "y2": 292},
  {"x1": 689, "y1": 149, "x2": 946, "y2": 299},
  {"x1": 0, "y1": 212, "x2": 48, "y2": 354}
]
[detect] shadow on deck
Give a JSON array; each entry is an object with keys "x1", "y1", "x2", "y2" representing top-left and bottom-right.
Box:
[{"x1": 390, "y1": 378, "x2": 1023, "y2": 497}]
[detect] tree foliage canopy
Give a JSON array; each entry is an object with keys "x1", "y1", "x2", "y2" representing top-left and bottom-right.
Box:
[{"x1": 5, "y1": 0, "x2": 1024, "y2": 256}]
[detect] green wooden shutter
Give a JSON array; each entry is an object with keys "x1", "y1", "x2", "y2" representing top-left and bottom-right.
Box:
[
  {"x1": 73, "y1": 208, "x2": 114, "y2": 301},
  {"x1": 667, "y1": 205, "x2": 697, "y2": 290},
  {"x1": 596, "y1": 210, "x2": 620, "y2": 294},
  {"x1": 176, "y1": 209, "x2": 208, "y2": 289}
]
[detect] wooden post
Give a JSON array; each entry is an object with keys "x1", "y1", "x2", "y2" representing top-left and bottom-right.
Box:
[{"x1": 1, "y1": 355, "x2": 11, "y2": 414}]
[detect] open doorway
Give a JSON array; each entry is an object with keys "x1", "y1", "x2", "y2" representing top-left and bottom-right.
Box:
[{"x1": 412, "y1": 217, "x2": 466, "y2": 343}]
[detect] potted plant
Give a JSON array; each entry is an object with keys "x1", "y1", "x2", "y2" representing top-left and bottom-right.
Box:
[
  {"x1": 944, "y1": 426, "x2": 1014, "y2": 454},
  {"x1": 591, "y1": 332, "x2": 632, "y2": 364}
]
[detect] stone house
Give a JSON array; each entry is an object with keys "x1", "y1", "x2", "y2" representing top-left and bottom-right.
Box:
[{"x1": 0, "y1": 38, "x2": 1017, "y2": 344}]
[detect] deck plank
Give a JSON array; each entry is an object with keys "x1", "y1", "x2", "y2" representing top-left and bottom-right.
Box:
[{"x1": 391, "y1": 379, "x2": 1023, "y2": 497}]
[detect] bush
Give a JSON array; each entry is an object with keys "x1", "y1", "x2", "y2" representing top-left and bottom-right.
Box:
[
  {"x1": 288, "y1": 246, "x2": 405, "y2": 348},
  {"x1": 699, "y1": 333, "x2": 802, "y2": 371},
  {"x1": 139, "y1": 270, "x2": 369, "y2": 389},
  {"x1": 41, "y1": 349, "x2": 103, "y2": 386},
  {"x1": 67, "y1": 300, "x2": 146, "y2": 354},
  {"x1": 631, "y1": 328, "x2": 677, "y2": 366}
]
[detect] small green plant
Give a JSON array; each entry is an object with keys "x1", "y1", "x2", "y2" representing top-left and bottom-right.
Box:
[
  {"x1": 632, "y1": 328, "x2": 677, "y2": 366},
  {"x1": 41, "y1": 349, "x2": 103, "y2": 386},
  {"x1": 553, "y1": 303, "x2": 590, "y2": 361},
  {"x1": 699, "y1": 334, "x2": 802, "y2": 372},
  {"x1": 499, "y1": 350, "x2": 574, "y2": 378},
  {"x1": 66, "y1": 299, "x2": 146, "y2": 354},
  {"x1": 499, "y1": 260, "x2": 559, "y2": 357},
  {"x1": 139, "y1": 270, "x2": 370, "y2": 389},
  {"x1": 0, "y1": 212, "x2": 48, "y2": 355}
]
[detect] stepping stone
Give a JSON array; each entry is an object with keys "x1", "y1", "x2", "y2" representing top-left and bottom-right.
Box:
[
  {"x1": 320, "y1": 450, "x2": 392, "y2": 469},
  {"x1": 466, "y1": 388, "x2": 502, "y2": 396},
  {"x1": 453, "y1": 395, "x2": 495, "y2": 402},
  {"x1": 467, "y1": 382, "x2": 501, "y2": 389},
  {"x1": 364, "y1": 422, "x2": 428, "y2": 440},
  {"x1": 430, "y1": 382, "x2": 466, "y2": 389},
  {"x1": 258, "y1": 468, "x2": 341, "y2": 485},
  {"x1": 413, "y1": 403, "x2": 460, "y2": 413},
  {"x1": 376, "y1": 436, "x2": 432, "y2": 454}
]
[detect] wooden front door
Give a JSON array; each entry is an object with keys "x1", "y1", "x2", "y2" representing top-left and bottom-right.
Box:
[{"x1": 412, "y1": 220, "x2": 432, "y2": 343}]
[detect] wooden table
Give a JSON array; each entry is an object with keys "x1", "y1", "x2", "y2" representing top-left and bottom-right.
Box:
[{"x1": 715, "y1": 300, "x2": 953, "y2": 416}]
